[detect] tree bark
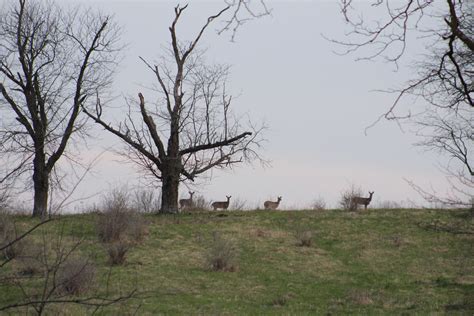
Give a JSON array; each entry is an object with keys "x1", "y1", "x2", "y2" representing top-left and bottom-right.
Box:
[
  {"x1": 32, "y1": 152, "x2": 49, "y2": 218},
  {"x1": 160, "y1": 158, "x2": 181, "y2": 214}
]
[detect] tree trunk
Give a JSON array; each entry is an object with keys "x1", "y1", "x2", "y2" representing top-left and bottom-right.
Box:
[
  {"x1": 32, "y1": 153, "x2": 49, "y2": 218},
  {"x1": 160, "y1": 158, "x2": 181, "y2": 214}
]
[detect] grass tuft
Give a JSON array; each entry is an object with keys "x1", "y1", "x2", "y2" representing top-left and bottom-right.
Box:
[
  {"x1": 205, "y1": 231, "x2": 238, "y2": 272},
  {"x1": 106, "y1": 241, "x2": 130, "y2": 265},
  {"x1": 57, "y1": 258, "x2": 96, "y2": 295}
]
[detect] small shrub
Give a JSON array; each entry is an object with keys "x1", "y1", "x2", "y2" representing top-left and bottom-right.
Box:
[
  {"x1": 0, "y1": 186, "x2": 10, "y2": 211},
  {"x1": 16, "y1": 243, "x2": 43, "y2": 275},
  {"x1": 0, "y1": 210, "x2": 14, "y2": 236},
  {"x1": 295, "y1": 228, "x2": 313, "y2": 247},
  {"x1": 17, "y1": 256, "x2": 41, "y2": 276},
  {"x1": 339, "y1": 184, "x2": 363, "y2": 211},
  {"x1": 106, "y1": 241, "x2": 130, "y2": 265},
  {"x1": 272, "y1": 295, "x2": 288, "y2": 307},
  {"x1": 271, "y1": 293, "x2": 294, "y2": 307},
  {"x1": 205, "y1": 232, "x2": 238, "y2": 272},
  {"x1": 188, "y1": 194, "x2": 210, "y2": 212},
  {"x1": 96, "y1": 188, "x2": 148, "y2": 244},
  {"x1": 133, "y1": 189, "x2": 160, "y2": 213},
  {"x1": 97, "y1": 211, "x2": 127, "y2": 243},
  {"x1": 231, "y1": 197, "x2": 247, "y2": 211},
  {"x1": 57, "y1": 258, "x2": 96, "y2": 295},
  {"x1": 390, "y1": 234, "x2": 404, "y2": 248},
  {"x1": 347, "y1": 289, "x2": 374, "y2": 306},
  {"x1": 0, "y1": 213, "x2": 24, "y2": 260},
  {"x1": 312, "y1": 197, "x2": 326, "y2": 211},
  {"x1": 2, "y1": 239, "x2": 24, "y2": 260},
  {"x1": 127, "y1": 215, "x2": 149, "y2": 243}
]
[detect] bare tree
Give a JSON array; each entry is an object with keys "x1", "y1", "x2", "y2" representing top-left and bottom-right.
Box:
[
  {"x1": 337, "y1": 0, "x2": 472, "y2": 116},
  {"x1": 408, "y1": 107, "x2": 474, "y2": 207},
  {"x1": 84, "y1": 5, "x2": 264, "y2": 214},
  {"x1": 0, "y1": 0, "x2": 121, "y2": 218},
  {"x1": 337, "y1": 0, "x2": 473, "y2": 205},
  {"x1": 220, "y1": 0, "x2": 271, "y2": 41}
]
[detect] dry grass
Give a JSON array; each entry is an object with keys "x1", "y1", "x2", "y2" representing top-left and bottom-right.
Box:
[
  {"x1": 57, "y1": 258, "x2": 96, "y2": 295},
  {"x1": 16, "y1": 243, "x2": 43, "y2": 275},
  {"x1": 271, "y1": 293, "x2": 295, "y2": 307},
  {"x1": 347, "y1": 289, "x2": 375, "y2": 306},
  {"x1": 106, "y1": 241, "x2": 130, "y2": 265},
  {"x1": 96, "y1": 189, "x2": 148, "y2": 244},
  {"x1": 0, "y1": 213, "x2": 24, "y2": 260},
  {"x1": 312, "y1": 197, "x2": 327, "y2": 211},
  {"x1": 133, "y1": 189, "x2": 160, "y2": 213},
  {"x1": 205, "y1": 232, "x2": 239, "y2": 272},
  {"x1": 294, "y1": 228, "x2": 313, "y2": 247}
]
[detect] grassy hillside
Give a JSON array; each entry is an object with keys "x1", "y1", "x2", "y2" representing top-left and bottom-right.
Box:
[{"x1": 1, "y1": 209, "x2": 473, "y2": 314}]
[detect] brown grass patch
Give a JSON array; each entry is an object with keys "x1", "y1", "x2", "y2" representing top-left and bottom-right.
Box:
[
  {"x1": 347, "y1": 289, "x2": 374, "y2": 305},
  {"x1": 205, "y1": 232, "x2": 239, "y2": 272}
]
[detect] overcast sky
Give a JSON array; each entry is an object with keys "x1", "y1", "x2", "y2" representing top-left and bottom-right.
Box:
[{"x1": 31, "y1": 1, "x2": 453, "y2": 210}]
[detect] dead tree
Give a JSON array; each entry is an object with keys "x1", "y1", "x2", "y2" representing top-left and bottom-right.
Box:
[
  {"x1": 0, "y1": 0, "x2": 121, "y2": 218},
  {"x1": 336, "y1": 0, "x2": 473, "y2": 117},
  {"x1": 84, "y1": 5, "x2": 264, "y2": 214},
  {"x1": 336, "y1": 0, "x2": 473, "y2": 206},
  {"x1": 219, "y1": 0, "x2": 271, "y2": 41}
]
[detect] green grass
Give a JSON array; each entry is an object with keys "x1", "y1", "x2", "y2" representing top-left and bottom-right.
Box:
[{"x1": 1, "y1": 209, "x2": 473, "y2": 314}]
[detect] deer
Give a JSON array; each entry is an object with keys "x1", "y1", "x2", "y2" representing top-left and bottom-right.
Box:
[
  {"x1": 264, "y1": 196, "x2": 282, "y2": 210},
  {"x1": 211, "y1": 196, "x2": 231, "y2": 210},
  {"x1": 351, "y1": 191, "x2": 374, "y2": 210},
  {"x1": 179, "y1": 191, "x2": 195, "y2": 210}
]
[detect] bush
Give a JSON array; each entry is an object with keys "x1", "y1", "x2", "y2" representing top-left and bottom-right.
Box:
[
  {"x1": 312, "y1": 197, "x2": 326, "y2": 211},
  {"x1": 339, "y1": 184, "x2": 363, "y2": 211},
  {"x1": 0, "y1": 212, "x2": 24, "y2": 260},
  {"x1": 187, "y1": 194, "x2": 210, "y2": 212},
  {"x1": 0, "y1": 210, "x2": 13, "y2": 236},
  {"x1": 57, "y1": 258, "x2": 96, "y2": 295},
  {"x1": 271, "y1": 293, "x2": 295, "y2": 307},
  {"x1": 205, "y1": 232, "x2": 238, "y2": 272},
  {"x1": 231, "y1": 197, "x2": 247, "y2": 211},
  {"x1": 0, "y1": 186, "x2": 10, "y2": 211},
  {"x1": 96, "y1": 188, "x2": 148, "y2": 244},
  {"x1": 133, "y1": 189, "x2": 160, "y2": 213},
  {"x1": 2, "y1": 238, "x2": 24, "y2": 260},
  {"x1": 106, "y1": 241, "x2": 130, "y2": 265},
  {"x1": 16, "y1": 243, "x2": 43, "y2": 275},
  {"x1": 295, "y1": 228, "x2": 313, "y2": 247}
]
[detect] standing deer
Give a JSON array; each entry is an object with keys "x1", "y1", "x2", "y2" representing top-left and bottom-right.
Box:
[
  {"x1": 351, "y1": 191, "x2": 374, "y2": 210},
  {"x1": 179, "y1": 191, "x2": 195, "y2": 210},
  {"x1": 211, "y1": 196, "x2": 231, "y2": 210},
  {"x1": 264, "y1": 196, "x2": 282, "y2": 210}
]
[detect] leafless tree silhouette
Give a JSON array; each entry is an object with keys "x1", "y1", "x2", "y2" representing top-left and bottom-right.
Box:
[
  {"x1": 84, "y1": 5, "x2": 265, "y2": 214},
  {"x1": 337, "y1": 0, "x2": 473, "y2": 206},
  {"x1": 0, "y1": 0, "x2": 121, "y2": 218},
  {"x1": 336, "y1": 0, "x2": 472, "y2": 117},
  {"x1": 220, "y1": 0, "x2": 271, "y2": 41}
]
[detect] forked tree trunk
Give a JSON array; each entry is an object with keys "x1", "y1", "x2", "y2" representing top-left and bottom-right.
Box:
[
  {"x1": 160, "y1": 158, "x2": 181, "y2": 214},
  {"x1": 32, "y1": 152, "x2": 49, "y2": 218}
]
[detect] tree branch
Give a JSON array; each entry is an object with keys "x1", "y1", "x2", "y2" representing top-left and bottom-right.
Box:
[
  {"x1": 82, "y1": 105, "x2": 162, "y2": 169},
  {"x1": 179, "y1": 131, "x2": 251, "y2": 155}
]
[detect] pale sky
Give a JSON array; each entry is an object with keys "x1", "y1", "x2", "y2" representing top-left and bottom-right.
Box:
[{"x1": 7, "y1": 1, "x2": 455, "y2": 210}]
